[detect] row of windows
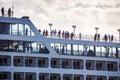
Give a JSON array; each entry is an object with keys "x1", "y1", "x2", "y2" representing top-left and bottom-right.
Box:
[
  {"x1": 0, "y1": 40, "x2": 49, "y2": 54},
  {"x1": 0, "y1": 72, "x2": 120, "y2": 80},
  {"x1": 0, "y1": 40, "x2": 120, "y2": 59},
  {"x1": 51, "y1": 43, "x2": 120, "y2": 58},
  {"x1": 0, "y1": 56, "x2": 119, "y2": 71},
  {"x1": 0, "y1": 22, "x2": 35, "y2": 36}
]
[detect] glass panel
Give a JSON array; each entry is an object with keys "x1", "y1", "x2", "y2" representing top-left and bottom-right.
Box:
[
  {"x1": 12, "y1": 23, "x2": 18, "y2": 35},
  {"x1": 96, "y1": 46, "x2": 100, "y2": 56},
  {"x1": 78, "y1": 45, "x2": 83, "y2": 55},
  {"x1": 0, "y1": 22, "x2": 35, "y2": 36},
  {"x1": 19, "y1": 24, "x2": 24, "y2": 35},
  {"x1": 73, "y1": 45, "x2": 78, "y2": 55}
]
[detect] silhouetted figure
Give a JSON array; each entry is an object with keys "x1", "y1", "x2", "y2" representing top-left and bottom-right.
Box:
[
  {"x1": 8, "y1": 8, "x2": 11, "y2": 17},
  {"x1": 62, "y1": 31, "x2": 64, "y2": 39},
  {"x1": 79, "y1": 33, "x2": 81, "y2": 40},
  {"x1": 43, "y1": 29, "x2": 45, "y2": 36},
  {"x1": 108, "y1": 34, "x2": 110, "y2": 42},
  {"x1": 38, "y1": 29, "x2": 41, "y2": 33},
  {"x1": 97, "y1": 34, "x2": 100, "y2": 41},
  {"x1": 94, "y1": 33, "x2": 97, "y2": 41},
  {"x1": 1, "y1": 7, "x2": 4, "y2": 17},
  {"x1": 45, "y1": 30, "x2": 48, "y2": 37},
  {"x1": 70, "y1": 32, "x2": 74, "y2": 40},
  {"x1": 104, "y1": 34, "x2": 107, "y2": 42},
  {"x1": 67, "y1": 31, "x2": 69, "y2": 39},
  {"x1": 111, "y1": 35, "x2": 113, "y2": 42},
  {"x1": 54, "y1": 29, "x2": 57, "y2": 36},
  {"x1": 58, "y1": 30, "x2": 61, "y2": 38}
]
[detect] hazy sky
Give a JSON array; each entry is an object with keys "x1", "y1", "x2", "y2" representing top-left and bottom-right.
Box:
[{"x1": 0, "y1": 0, "x2": 120, "y2": 37}]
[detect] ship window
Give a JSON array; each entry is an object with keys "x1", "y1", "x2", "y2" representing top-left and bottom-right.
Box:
[
  {"x1": 53, "y1": 60, "x2": 57, "y2": 65},
  {"x1": 0, "y1": 22, "x2": 35, "y2": 36},
  {"x1": 78, "y1": 45, "x2": 84, "y2": 55},
  {"x1": 96, "y1": 46, "x2": 101, "y2": 57},
  {"x1": 0, "y1": 56, "x2": 10, "y2": 66},
  {"x1": 86, "y1": 75, "x2": 95, "y2": 80},
  {"x1": 0, "y1": 72, "x2": 11, "y2": 80},
  {"x1": 39, "y1": 73, "x2": 49, "y2": 80},
  {"x1": 25, "y1": 58, "x2": 35, "y2": 67},
  {"x1": 97, "y1": 63, "x2": 102, "y2": 68},
  {"x1": 73, "y1": 61, "x2": 80, "y2": 69},
  {"x1": 73, "y1": 45, "x2": 78, "y2": 55},
  {"x1": 63, "y1": 74, "x2": 72, "y2": 80},
  {"x1": 14, "y1": 56, "x2": 23, "y2": 66},
  {"x1": 38, "y1": 58, "x2": 48, "y2": 67},
  {"x1": 25, "y1": 73, "x2": 36, "y2": 80},
  {"x1": 107, "y1": 62, "x2": 117, "y2": 71},
  {"x1": 14, "y1": 74, "x2": 21, "y2": 80},
  {"x1": 62, "y1": 60, "x2": 71, "y2": 69},
  {"x1": 74, "y1": 75, "x2": 84, "y2": 80},
  {"x1": 109, "y1": 76, "x2": 118, "y2": 80}
]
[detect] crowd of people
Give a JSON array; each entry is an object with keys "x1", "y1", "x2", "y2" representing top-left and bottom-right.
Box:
[
  {"x1": 38, "y1": 29, "x2": 78, "y2": 39},
  {"x1": 1, "y1": 7, "x2": 13, "y2": 17},
  {"x1": 39, "y1": 29, "x2": 115, "y2": 42},
  {"x1": 94, "y1": 33, "x2": 114, "y2": 42}
]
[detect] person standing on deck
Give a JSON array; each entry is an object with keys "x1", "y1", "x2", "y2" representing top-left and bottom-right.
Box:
[{"x1": 1, "y1": 7, "x2": 4, "y2": 17}]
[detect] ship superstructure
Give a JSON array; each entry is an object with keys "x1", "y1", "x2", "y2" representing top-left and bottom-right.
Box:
[{"x1": 0, "y1": 16, "x2": 120, "y2": 80}]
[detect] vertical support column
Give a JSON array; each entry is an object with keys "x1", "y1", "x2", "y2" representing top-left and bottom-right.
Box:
[
  {"x1": 49, "y1": 57, "x2": 51, "y2": 68},
  {"x1": 10, "y1": 23, "x2": 12, "y2": 35},
  {"x1": 11, "y1": 72, "x2": 13, "y2": 80},
  {"x1": 36, "y1": 72, "x2": 39, "y2": 80},
  {"x1": 60, "y1": 58, "x2": 62, "y2": 68},
  {"x1": 60, "y1": 43, "x2": 61, "y2": 54},
  {"x1": 23, "y1": 24, "x2": 25, "y2": 36},
  {"x1": 61, "y1": 74, "x2": 63, "y2": 80},
  {"x1": 48, "y1": 57, "x2": 51, "y2": 80},
  {"x1": 49, "y1": 73, "x2": 50, "y2": 80},
  {"x1": 77, "y1": 45, "x2": 79, "y2": 55},
  {"x1": 65, "y1": 44, "x2": 67, "y2": 55},
  {"x1": 105, "y1": 61, "x2": 107, "y2": 71},
  {"x1": 71, "y1": 59, "x2": 73, "y2": 69},
  {"x1": 11, "y1": 56, "x2": 13, "y2": 67},
  {"x1": 17, "y1": 24, "x2": 19, "y2": 35},
  {"x1": 23, "y1": 42, "x2": 25, "y2": 52},
  {"x1": 84, "y1": 59, "x2": 86, "y2": 70},
  {"x1": 84, "y1": 75, "x2": 86, "y2": 80},
  {"x1": 116, "y1": 47, "x2": 118, "y2": 58},
  {"x1": 30, "y1": 29, "x2": 32, "y2": 36},
  {"x1": 100, "y1": 47, "x2": 102, "y2": 57},
  {"x1": 36, "y1": 57, "x2": 38, "y2": 67},
  {"x1": 117, "y1": 62, "x2": 119, "y2": 73},
  {"x1": 23, "y1": 56, "x2": 25, "y2": 67},
  {"x1": 23, "y1": 72, "x2": 25, "y2": 80},
  {"x1": 94, "y1": 76, "x2": 97, "y2": 80},
  {"x1": 71, "y1": 44, "x2": 73, "y2": 55},
  {"x1": 106, "y1": 75, "x2": 108, "y2": 80},
  {"x1": 94, "y1": 61, "x2": 96, "y2": 70},
  {"x1": 72, "y1": 74, "x2": 74, "y2": 80},
  {"x1": 94, "y1": 46, "x2": 96, "y2": 56}
]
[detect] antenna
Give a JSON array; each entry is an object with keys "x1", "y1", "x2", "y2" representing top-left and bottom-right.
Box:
[{"x1": 11, "y1": 0, "x2": 14, "y2": 17}]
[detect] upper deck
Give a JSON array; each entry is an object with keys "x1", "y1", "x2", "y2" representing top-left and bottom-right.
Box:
[
  {"x1": 0, "y1": 8, "x2": 120, "y2": 80},
  {"x1": 0, "y1": 16, "x2": 120, "y2": 59}
]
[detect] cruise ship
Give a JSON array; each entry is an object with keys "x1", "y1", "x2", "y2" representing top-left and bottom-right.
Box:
[{"x1": 0, "y1": 13, "x2": 120, "y2": 80}]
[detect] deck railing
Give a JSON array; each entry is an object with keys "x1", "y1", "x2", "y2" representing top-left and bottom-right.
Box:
[{"x1": 41, "y1": 32, "x2": 120, "y2": 43}]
